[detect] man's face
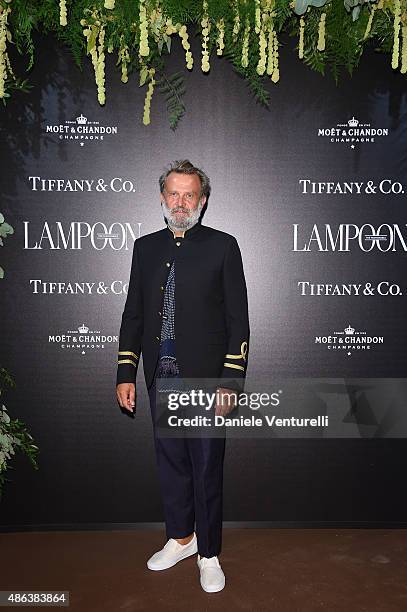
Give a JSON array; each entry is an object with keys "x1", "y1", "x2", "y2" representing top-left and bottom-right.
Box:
[{"x1": 160, "y1": 172, "x2": 206, "y2": 230}]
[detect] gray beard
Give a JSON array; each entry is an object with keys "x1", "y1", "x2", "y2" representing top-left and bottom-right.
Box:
[{"x1": 161, "y1": 200, "x2": 203, "y2": 231}]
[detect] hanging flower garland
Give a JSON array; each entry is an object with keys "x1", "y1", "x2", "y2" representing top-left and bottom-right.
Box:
[
  {"x1": 1, "y1": 0, "x2": 406, "y2": 126},
  {"x1": 298, "y1": 14, "x2": 305, "y2": 58},
  {"x1": 363, "y1": 1, "x2": 378, "y2": 38},
  {"x1": 241, "y1": 16, "x2": 250, "y2": 68},
  {"x1": 143, "y1": 66, "x2": 155, "y2": 125},
  {"x1": 179, "y1": 24, "x2": 193, "y2": 69},
  {"x1": 216, "y1": 18, "x2": 225, "y2": 55},
  {"x1": 59, "y1": 0, "x2": 67, "y2": 27},
  {"x1": 317, "y1": 11, "x2": 326, "y2": 51},
  {"x1": 232, "y1": 0, "x2": 241, "y2": 41},
  {"x1": 139, "y1": 0, "x2": 150, "y2": 57},
  {"x1": 118, "y1": 34, "x2": 130, "y2": 83},
  {"x1": 81, "y1": 9, "x2": 106, "y2": 105},
  {"x1": 0, "y1": 1, "x2": 12, "y2": 99},
  {"x1": 392, "y1": 0, "x2": 401, "y2": 68},
  {"x1": 201, "y1": 0, "x2": 211, "y2": 72},
  {"x1": 401, "y1": 14, "x2": 407, "y2": 72},
  {"x1": 271, "y1": 24, "x2": 280, "y2": 82},
  {"x1": 256, "y1": 0, "x2": 273, "y2": 75},
  {"x1": 267, "y1": 13, "x2": 276, "y2": 74}
]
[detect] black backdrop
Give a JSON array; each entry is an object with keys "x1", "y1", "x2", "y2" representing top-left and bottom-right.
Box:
[{"x1": 1, "y1": 30, "x2": 407, "y2": 528}]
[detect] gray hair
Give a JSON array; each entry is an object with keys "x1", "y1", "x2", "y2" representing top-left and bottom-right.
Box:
[{"x1": 159, "y1": 159, "x2": 211, "y2": 200}]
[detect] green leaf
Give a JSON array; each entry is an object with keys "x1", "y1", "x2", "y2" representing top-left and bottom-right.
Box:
[
  {"x1": 0, "y1": 222, "x2": 14, "y2": 238},
  {"x1": 87, "y1": 26, "x2": 98, "y2": 55},
  {"x1": 294, "y1": 0, "x2": 329, "y2": 15},
  {"x1": 139, "y1": 65, "x2": 148, "y2": 86}
]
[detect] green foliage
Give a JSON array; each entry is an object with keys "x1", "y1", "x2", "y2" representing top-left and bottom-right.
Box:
[
  {"x1": 156, "y1": 71, "x2": 187, "y2": 130},
  {"x1": 0, "y1": 368, "x2": 39, "y2": 499},
  {"x1": 1, "y1": 77, "x2": 32, "y2": 106},
  {"x1": 343, "y1": 0, "x2": 378, "y2": 21},
  {"x1": 0, "y1": 0, "x2": 402, "y2": 128},
  {"x1": 324, "y1": 0, "x2": 365, "y2": 81},
  {"x1": 294, "y1": 0, "x2": 329, "y2": 16},
  {"x1": 0, "y1": 212, "x2": 15, "y2": 279},
  {"x1": 222, "y1": 46, "x2": 271, "y2": 110},
  {"x1": 369, "y1": 4, "x2": 396, "y2": 53}
]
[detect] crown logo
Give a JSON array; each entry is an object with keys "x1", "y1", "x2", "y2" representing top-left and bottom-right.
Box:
[
  {"x1": 348, "y1": 117, "x2": 359, "y2": 127},
  {"x1": 78, "y1": 323, "x2": 89, "y2": 333},
  {"x1": 344, "y1": 325, "x2": 355, "y2": 335},
  {"x1": 76, "y1": 114, "x2": 87, "y2": 125}
]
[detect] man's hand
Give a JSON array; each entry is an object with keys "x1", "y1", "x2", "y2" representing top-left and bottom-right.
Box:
[
  {"x1": 215, "y1": 387, "x2": 238, "y2": 417},
  {"x1": 116, "y1": 383, "x2": 136, "y2": 414}
]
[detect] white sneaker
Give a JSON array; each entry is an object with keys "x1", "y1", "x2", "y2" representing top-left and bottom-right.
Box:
[
  {"x1": 197, "y1": 554, "x2": 225, "y2": 592},
  {"x1": 146, "y1": 533, "x2": 197, "y2": 570}
]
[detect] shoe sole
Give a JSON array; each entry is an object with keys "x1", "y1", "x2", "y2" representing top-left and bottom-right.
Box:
[{"x1": 147, "y1": 546, "x2": 198, "y2": 571}]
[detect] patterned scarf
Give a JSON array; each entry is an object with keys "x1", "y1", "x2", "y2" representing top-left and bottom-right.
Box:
[{"x1": 157, "y1": 261, "x2": 180, "y2": 379}]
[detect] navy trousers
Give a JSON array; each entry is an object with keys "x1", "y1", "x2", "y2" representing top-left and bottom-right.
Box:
[{"x1": 148, "y1": 373, "x2": 226, "y2": 558}]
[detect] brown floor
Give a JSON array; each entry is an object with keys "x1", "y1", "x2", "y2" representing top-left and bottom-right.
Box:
[{"x1": 1, "y1": 529, "x2": 406, "y2": 611}]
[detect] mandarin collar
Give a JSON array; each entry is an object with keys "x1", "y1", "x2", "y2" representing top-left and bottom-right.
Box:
[{"x1": 166, "y1": 221, "x2": 203, "y2": 240}]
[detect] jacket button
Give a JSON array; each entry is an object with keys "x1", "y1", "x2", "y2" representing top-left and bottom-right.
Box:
[
  {"x1": 166, "y1": 262, "x2": 171, "y2": 267},
  {"x1": 160, "y1": 286, "x2": 164, "y2": 291},
  {"x1": 158, "y1": 311, "x2": 161, "y2": 316},
  {"x1": 176, "y1": 242, "x2": 181, "y2": 247},
  {"x1": 156, "y1": 336, "x2": 160, "y2": 341}
]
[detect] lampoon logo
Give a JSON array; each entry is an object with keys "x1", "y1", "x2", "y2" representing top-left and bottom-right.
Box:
[
  {"x1": 48, "y1": 323, "x2": 118, "y2": 355},
  {"x1": 292, "y1": 223, "x2": 407, "y2": 252},
  {"x1": 315, "y1": 325, "x2": 384, "y2": 357},
  {"x1": 44, "y1": 114, "x2": 118, "y2": 147},
  {"x1": 317, "y1": 117, "x2": 389, "y2": 149},
  {"x1": 23, "y1": 221, "x2": 141, "y2": 250}
]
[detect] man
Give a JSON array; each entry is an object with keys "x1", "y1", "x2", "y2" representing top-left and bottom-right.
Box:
[{"x1": 116, "y1": 159, "x2": 249, "y2": 593}]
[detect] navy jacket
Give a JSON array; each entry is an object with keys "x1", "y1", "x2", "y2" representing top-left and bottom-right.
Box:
[{"x1": 116, "y1": 222, "x2": 249, "y2": 390}]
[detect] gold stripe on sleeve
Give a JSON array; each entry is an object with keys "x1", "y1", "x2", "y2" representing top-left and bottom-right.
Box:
[
  {"x1": 118, "y1": 359, "x2": 137, "y2": 368},
  {"x1": 223, "y1": 362, "x2": 245, "y2": 372},
  {"x1": 225, "y1": 341, "x2": 248, "y2": 362},
  {"x1": 118, "y1": 351, "x2": 139, "y2": 360}
]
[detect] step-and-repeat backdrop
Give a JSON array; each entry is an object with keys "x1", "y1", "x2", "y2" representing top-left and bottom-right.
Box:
[{"x1": 1, "y1": 31, "x2": 407, "y2": 527}]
